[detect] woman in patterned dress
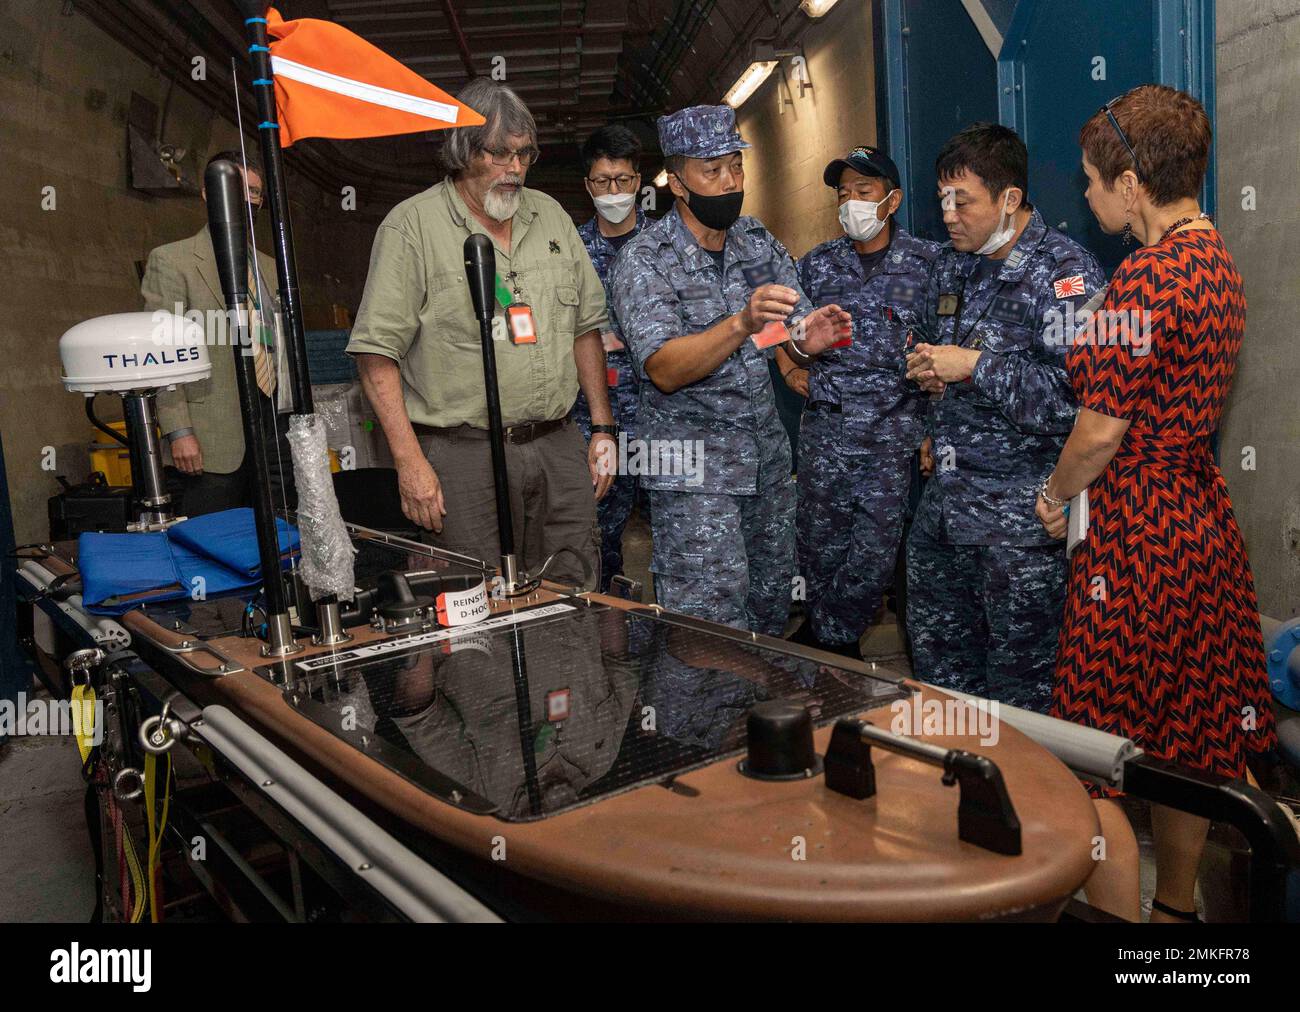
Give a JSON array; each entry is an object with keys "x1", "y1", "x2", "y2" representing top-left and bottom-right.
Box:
[{"x1": 1035, "y1": 85, "x2": 1276, "y2": 922}]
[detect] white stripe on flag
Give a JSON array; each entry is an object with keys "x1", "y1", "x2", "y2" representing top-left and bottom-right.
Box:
[{"x1": 270, "y1": 55, "x2": 459, "y2": 124}]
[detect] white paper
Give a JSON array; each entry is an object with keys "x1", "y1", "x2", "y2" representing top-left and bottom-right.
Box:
[{"x1": 1066, "y1": 488, "x2": 1090, "y2": 556}]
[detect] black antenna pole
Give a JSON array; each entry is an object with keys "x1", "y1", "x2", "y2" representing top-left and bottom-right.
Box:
[
  {"x1": 204, "y1": 158, "x2": 300, "y2": 657},
  {"x1": 463, "y1": 234, "x2": 522, "y2": 590},
  {"x1": 237, "y1": 1, "x2": 313, "y2": 416},
  {"x1": 235, "y1": 3, "x2": 351, "y2": 646}
]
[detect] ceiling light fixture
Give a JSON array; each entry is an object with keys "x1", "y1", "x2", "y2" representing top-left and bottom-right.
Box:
[
  {"x1": 722, "y1": 59, "x2": 779, "y2": 109},
  {"x1": 799, "y1": 0, "x2": 841, "y2": 16}
]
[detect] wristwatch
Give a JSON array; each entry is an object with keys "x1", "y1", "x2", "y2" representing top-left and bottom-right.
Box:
[{"x1": 590, "y1": 424, "x2": 620, "y2": 438}]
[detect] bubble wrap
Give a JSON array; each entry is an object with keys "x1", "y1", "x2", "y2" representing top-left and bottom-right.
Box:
[{"x1": 287, "y1": 413, "x2": 355, "y2": 602}]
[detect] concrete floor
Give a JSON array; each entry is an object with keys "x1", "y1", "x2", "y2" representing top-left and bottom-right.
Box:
[{"x1": 0, "y1": 697, "x2": 98, "y2": 922}]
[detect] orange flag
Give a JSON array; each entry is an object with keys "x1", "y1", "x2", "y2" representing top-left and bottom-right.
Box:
[{"x1": 265, "y1": 7, "x2": 484, "y2": 147}]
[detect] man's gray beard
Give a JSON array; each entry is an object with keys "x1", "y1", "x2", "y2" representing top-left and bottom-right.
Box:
[{"x1": 483, "y1": 185, "x2": 521, "y2": 222}]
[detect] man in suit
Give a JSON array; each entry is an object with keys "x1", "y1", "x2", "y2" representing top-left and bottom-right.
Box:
[{"x1": 140, "y1": 149, "x2": 295, "y2": 515}]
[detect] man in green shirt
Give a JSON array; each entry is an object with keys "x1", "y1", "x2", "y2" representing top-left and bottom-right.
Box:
[{"x1": 347, "y1": 80, "x2": 614, "y2": 586}]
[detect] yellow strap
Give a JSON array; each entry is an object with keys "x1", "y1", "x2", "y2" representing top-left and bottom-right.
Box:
[
  {"x1": 70, "y1": 685, "x2": 96, "y2": 764},
  {"x1": 144, "y1": 753, "x2": 160, "y2": 922},
  {"x1": 122, "y1": 824, "x2": 147, "y2": 923},
  {"x1": 143, "y1": 753, "x2": 173, "y2": 924}
]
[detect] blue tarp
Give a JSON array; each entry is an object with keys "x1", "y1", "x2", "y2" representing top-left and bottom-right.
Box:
[{"x1": 78, "y1": 508, "x2": 298, "y2": 615}]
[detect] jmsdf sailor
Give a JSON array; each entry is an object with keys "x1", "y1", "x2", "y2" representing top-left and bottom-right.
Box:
[
  {"x1": 608, "y1": 104, "x2": 850, "y2": 635},
  {"x1": 786, "y1": 145, "x2": 940, "y2": 658},
  {"x1": 904, "y1": 123, "x2": 1104, "y2": 712}
]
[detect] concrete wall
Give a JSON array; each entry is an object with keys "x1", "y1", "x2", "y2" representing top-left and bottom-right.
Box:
[
  {"x1": 0, "y1": 3, "x2": 376, "y2": 544},
  {"x1": 735, "y1": 0, "x2": 876, "y2": 258},
  {"x1": 1216, "y1": 0, "x2": 1300, "y2": 618}
]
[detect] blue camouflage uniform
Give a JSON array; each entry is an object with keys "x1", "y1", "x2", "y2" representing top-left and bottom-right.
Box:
[
  {"x1": 907, "y1": 206, "x2": 1104, "y2": 712},
  {"x1": 572, "y1": 208, "x2": 649, "y2": 591},
  {"x1": 796, "y1": 225, "x2": 941, "y2": 649},
  {"x1": 607, "y1": 105, "x2": 812, "y2": 636}
]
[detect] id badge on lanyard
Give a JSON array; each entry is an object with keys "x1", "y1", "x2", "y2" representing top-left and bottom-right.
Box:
[{"x1": 506, "y1": 304, "x2": 537, "y2": 345}]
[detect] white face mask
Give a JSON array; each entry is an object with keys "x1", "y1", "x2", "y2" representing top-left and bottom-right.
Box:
[
  {"x1": 838, "y1": 198, "x2": 892, "y2": 242},
  {"x1": 974, "y1": 190, "x2": 1017, "y2": 256},
  {"x1": 592, "y1": 192, "x2": 636, "y2": 224}
]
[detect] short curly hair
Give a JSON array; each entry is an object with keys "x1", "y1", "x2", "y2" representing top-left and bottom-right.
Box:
[{"x1": 1079, "y1": 84, "x2": 1210, "y2": 205}]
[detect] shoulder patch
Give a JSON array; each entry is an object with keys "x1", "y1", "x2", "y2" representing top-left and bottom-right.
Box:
[{"x1": 1053, "y1": 275, "x2": 1086, "y2": 299}]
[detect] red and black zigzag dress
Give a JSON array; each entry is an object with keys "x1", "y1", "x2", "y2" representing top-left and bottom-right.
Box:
[{"x1": 1052, "y1": 229, "x2": 1276, "y2": 796}]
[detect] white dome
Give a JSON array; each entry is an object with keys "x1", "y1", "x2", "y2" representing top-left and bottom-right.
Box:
[{"x1": 60, "y1": 312, "x2": 212, "y2": 393}]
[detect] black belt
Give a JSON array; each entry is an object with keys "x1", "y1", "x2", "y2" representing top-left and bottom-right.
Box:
[
  {"x1": 805, "y1": 400, "x2": 843, "y2": 414},
  {"x1": 416, "y1": 417, "x2": 569, "y2": 445}
]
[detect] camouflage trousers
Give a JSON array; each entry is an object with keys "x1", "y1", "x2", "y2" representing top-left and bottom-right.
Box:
[
  {"x1": 573, "y1": 395, "x2": 647, "y2": 592},
  {"x1": 647, "y1": 479, "x2": 796, "y2": 637},
  {"x1": 591, "y1": 470, "x2": 647, "y2": 593},
  {"x1": 796, "y1": 408, "x2": 911, "y2": 647},
  {"x1": 905, "y1": 519, "x2": 1066, "y2": 713}
]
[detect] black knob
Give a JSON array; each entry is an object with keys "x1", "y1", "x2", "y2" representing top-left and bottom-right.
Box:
[
  {"x1": 375, "y1": 571, "x2": 431, "y2": 624},
  {"x1": 738, "y1": 701, "x2": 823, "y2": 781}
]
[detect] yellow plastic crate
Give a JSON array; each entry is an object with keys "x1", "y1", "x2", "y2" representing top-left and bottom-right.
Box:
[{"x1": 89, "y1": 420, "x2": 132, "y2": 487}]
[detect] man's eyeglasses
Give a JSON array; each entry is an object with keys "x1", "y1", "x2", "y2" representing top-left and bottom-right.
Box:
[
  {"x1": 587, "y1": 173, "x2": 639, "y2": 194},
  {"x1": 484, "y1": 145, "x2": 540, "y2": 168},
  {"x1": 1101, "y1": 100, "x2": 1143, "y2": 182}
]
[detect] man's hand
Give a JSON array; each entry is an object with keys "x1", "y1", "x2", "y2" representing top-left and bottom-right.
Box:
[
  {"x1": 783, "y1": 366, "x2": 809, "y2": 398},
  {"x1": 906, "y1": 343, "x2": 980, "y2": 386},
  {"x1": 1035, "y1": 492, "x2": 1068, "y2": 540},
  {"x1": 739, "y1": 284, "x2": 800, "y2": 334},
  {"x1": 397, "y1": 456, "x2": 447, "y2": 532},
  {"x1": 170, "y1": 434, "x2": 203, "y2": 475},
  {"x1": 919, "y1": 436, "x2": 935, "y2": 477},
  {"x1": 791, "y1": 303, "x2": 853, "y2": 356},
  {"x1": 589, "y1": 433, "x2": 616, "y2": 501}
]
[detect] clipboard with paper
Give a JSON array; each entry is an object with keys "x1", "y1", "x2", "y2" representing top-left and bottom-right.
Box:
[
  {"x1": 1062, "y1": 286, "x2": 1107, "y2": 557},
  {"x1": 1065, "y1": 490, "x2": 1089, "y2": 556}
]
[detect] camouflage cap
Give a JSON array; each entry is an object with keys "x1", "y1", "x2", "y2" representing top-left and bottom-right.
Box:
[{"x1": 656, "y1": 104, "x2": 751, "y2": 160}]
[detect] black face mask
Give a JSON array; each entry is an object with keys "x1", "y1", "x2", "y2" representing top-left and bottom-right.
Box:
[{"x1": 682, "y1": 185, "x2": 744, "y2": 231}]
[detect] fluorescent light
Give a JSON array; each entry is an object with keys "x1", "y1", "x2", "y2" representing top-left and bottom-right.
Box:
[
  {"x1": 800, "y1": 0, "x2": 840, "y2": 15},
  {"x1": 722, "y1": 60, "x2": 778, "y2": 109},
  {"x1": 654, "y1": 168, "x2": 668, "y2": 187}
]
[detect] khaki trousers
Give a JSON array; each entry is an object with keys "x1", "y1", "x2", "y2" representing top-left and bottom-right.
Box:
[{"x1": 415, "y1": 420, "x2": 599, "y2": 588}]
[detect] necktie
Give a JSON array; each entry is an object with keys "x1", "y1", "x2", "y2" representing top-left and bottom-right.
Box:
[{"x1": 247, "y1": 261, "x2": 276, "y2": 397}]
